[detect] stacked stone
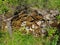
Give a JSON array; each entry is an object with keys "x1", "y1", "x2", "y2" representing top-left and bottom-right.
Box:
[{"x1": 11, "y1": 9, "x2": 59, "y2": 37}]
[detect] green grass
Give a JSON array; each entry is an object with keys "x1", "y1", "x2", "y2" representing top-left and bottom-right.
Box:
[
  {"x1": 0, "y1": 30, "x2": 42, "y2": 45},
  {"x1": 0, "y1": 0, "x2": 60, "y2": 14},
  {"x1": 0, "y1": 26, "x2": 59, "y2": 45}
]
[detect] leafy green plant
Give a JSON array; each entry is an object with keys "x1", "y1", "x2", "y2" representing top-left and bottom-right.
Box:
[
  {"x1": 56, "y1": 15, "x2": 60, "y2": 20},
  {"x1": 51, "y1": 35, "x2": 59, "y2": 45},
  {"x1": 46, "y1": 27, "x2": 57, "y2": 36},
  {"x1": 41, "y1": 26, "x2": 59, "y2": 45}
]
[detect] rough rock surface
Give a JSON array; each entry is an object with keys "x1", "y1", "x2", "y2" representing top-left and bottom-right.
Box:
[
  {"x1": 11, "y1": 8, "x2": 60, "y2": 37},
  {"x1": 1, "y1": 7, "x2": 60, "y2": 37}
]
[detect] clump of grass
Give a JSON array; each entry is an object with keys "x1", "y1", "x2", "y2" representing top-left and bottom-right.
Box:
[
  {"x1": 0, "y1": 30, "x2": 42, "y2": 45},
  {"x1": 0, "y1": 26, "x2": 59, "y2": 45},
  {"x1": 45, "y1": 27, "x2": 59, "y2": 45},
  {"x1": 56, "y1": 15, "x2": 60, "y2": 20}
]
